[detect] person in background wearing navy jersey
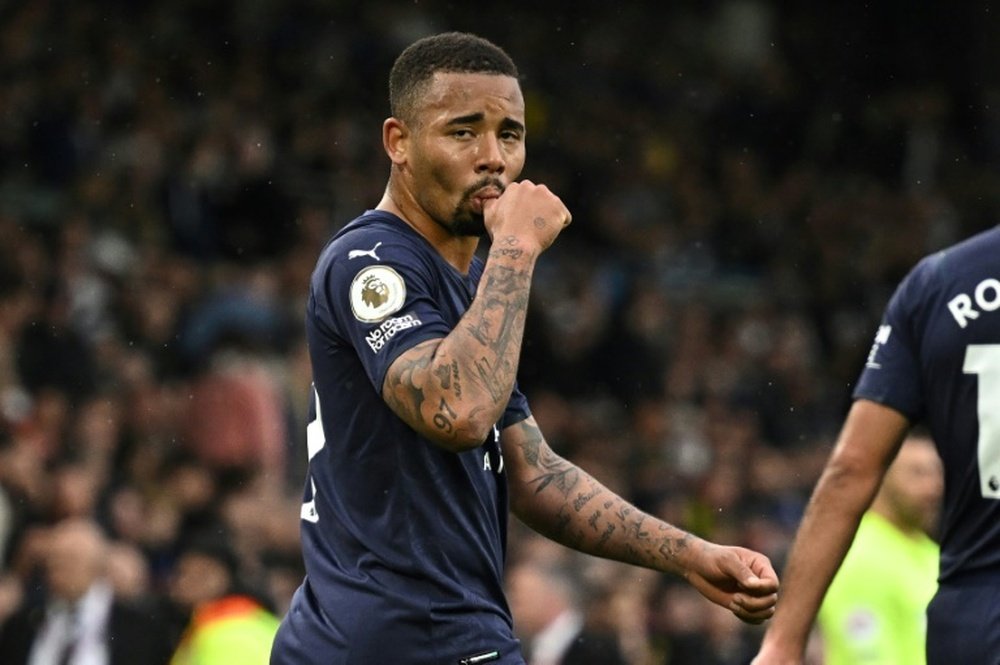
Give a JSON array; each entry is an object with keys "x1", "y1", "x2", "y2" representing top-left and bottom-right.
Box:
[
  {"x1": 753, "y1": 224, "x2": 1000, "y2": 665},
  {"x1": 270, "y1": 31, "x2": 778, "y2": 665}
]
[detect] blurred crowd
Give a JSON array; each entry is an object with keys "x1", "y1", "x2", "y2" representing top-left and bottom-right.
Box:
[{"x1": 0, "y1": 1, "x2": 997, "y2": 663}]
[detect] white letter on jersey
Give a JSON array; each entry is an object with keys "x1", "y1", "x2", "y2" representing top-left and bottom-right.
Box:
[
  {"x1": 948, "y1": 278, "x2": 1000, "y2": 329},
  {"x1": 976, "y1": 278, "x2": 1000, "y2": 313},
  {"x1": 948, "y1": 293, "x2": 978, "y2": 329}
]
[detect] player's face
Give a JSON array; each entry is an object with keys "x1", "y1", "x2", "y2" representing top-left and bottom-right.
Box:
[{"x1": 405, "y1": 72, "x2": 525, "y2": 236}]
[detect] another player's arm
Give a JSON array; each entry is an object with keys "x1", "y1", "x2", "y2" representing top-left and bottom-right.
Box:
[
  {"x1": 502, "y1": 416, "x2": 779, "y2": 624},
  {"x1": 753, "y1": 399, "x2": 910, "y2": 664}
]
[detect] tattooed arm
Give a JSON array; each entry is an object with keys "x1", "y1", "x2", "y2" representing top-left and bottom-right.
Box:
[
  {"x1": 380, "y1": 243, "x2": 532, "y2": 451},
  {"x1": 503, "y1": 416, "x2": 781, "y2": 624},
  {"x1": 381, "y1": 181, "x2": 570, "y2": 453}
]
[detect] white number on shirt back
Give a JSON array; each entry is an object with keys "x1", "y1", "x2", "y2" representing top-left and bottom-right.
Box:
[
  {"x1": 301, "y1": 386, "x2": 326, "y2": 522},
  {"x1": 964, "y1": 345, "x2": 1000, "y2": 499}
]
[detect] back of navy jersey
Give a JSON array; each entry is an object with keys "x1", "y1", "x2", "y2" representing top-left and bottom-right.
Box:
[
  {"x1": 287, "y1": 210, "x2": 530, "y2": 664},
  {"x1": 853, "y1": 225, "x2": 1000, "y2": 583}
]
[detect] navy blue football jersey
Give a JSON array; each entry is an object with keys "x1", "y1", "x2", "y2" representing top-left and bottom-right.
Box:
[
  {"x1": 272, "y1": 210, "x2": 530, "y2": 665},
  {"x1": 853, "y1": 225, "x2": 1000, "y2": 583}
]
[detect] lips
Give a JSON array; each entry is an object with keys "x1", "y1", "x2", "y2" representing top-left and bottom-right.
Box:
[{"x1": 470, "y1": 186, "x2": 501, "y2": 213}]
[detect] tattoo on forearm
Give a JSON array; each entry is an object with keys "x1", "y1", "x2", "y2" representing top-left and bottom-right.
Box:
[
  {"x1": 573, "y1": 487, "x2": 601, "y2": 512},
  {"x1": 508, "y1": 419, "x2": 698, "y2": 572},
  {"x1": 471, "y1": 355, "x2": 510, "y2": 404},
  {"x1": 529, "y1": 451, "x2": 580, "y2": 497},
  {"x1": 588, "y1": 510, "x2": 601, "y2": 530},
  {"x1": 596, "y1": 523, "x2": 615, "y2": 551},
  {"x1": 492, "y1": 247, "x2": 524, "y2": 259},
  {"x1": 657, "y1": 533, "x2": 692, "y2": 560},
  {"x1": 625, "y1": 513, "x2": 650, "y2": 541},
  {"x1": 516, "y1": 423, "x2": 543, "y2": 466},
  {"x1": 552, "y1": 506, "x2": 572, "y2": 540}
]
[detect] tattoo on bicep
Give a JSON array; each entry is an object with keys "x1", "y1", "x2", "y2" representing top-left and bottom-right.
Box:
[
  {"x1": 433, "y1": 362, "x2": 452, "y2": 390},
  {"x1": 384, "y1": 344, "x2": 436, "y2": 425},
  {"x1": 433, "y1": 397, "x2": 458, "y2": 433},
  {"x1": 450, "y1": 361, "x2": 462, "y2": 398},
  {"x1": 432, "y1": 360, "x2": 464, "y2": 399}
]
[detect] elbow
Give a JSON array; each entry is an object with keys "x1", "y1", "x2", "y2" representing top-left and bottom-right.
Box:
[
  {"x1": 432, "y1": 415, "x2": 495, "y2": 454},
  {"x1": 819, "y1": 449, "x2": 884, "y2": 505}
]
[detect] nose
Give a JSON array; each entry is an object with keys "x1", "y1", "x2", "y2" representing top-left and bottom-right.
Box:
[{"x1": 475, "y1": 134, "x2": 505, "y2": 174}]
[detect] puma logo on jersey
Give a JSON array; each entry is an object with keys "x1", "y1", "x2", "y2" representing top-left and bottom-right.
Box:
[{"x1": 348, "y1": 242, "x2": 382, "y2": 261}]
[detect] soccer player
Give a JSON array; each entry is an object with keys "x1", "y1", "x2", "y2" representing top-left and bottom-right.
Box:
[
  {"x1": 752, "y1": 224, "x2": 1000, "y2": 665},
  {"x1": 816, "y1": 434, "x2": 942, "y2": 665},
  {"x1": 270, "y1": 32, "x2": 778, "y2": 665}
]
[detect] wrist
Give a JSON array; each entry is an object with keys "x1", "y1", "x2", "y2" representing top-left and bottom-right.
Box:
[
  {"x1": 668, "y1": 531, "x2": 705, "y2": 577},
  {"x1": 488, "y1": 232, "x2": 542, "y2": 262}
]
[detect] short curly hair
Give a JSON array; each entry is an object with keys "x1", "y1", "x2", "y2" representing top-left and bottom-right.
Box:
[{"x1": 389, "y1": 32, "x2": 519, "y2": 123}]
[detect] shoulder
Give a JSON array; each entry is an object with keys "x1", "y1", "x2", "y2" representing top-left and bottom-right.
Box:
[
  {"x1": 316, "y1": 212, "x2": 436, "y2": 282},
  {"x1": 908, "y1": 225, "x2": 1000, "y2": 288}
]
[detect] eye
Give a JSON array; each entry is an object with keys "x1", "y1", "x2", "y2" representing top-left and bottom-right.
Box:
[
  {"x1": 500, "y1": 129, "x2": 523, "y2": 142},
  {"x1": 452, "y1": 128, "x2": 474, "y2": 139}
]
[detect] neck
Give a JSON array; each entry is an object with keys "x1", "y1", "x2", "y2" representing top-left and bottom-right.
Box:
[{"x1": 376, "y1": 183, "x2": 479, "y2": 274}]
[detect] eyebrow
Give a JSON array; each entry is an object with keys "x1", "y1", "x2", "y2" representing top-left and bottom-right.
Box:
[{"x1": 445, "y1": 113, "x2": 525, "y2": 133}]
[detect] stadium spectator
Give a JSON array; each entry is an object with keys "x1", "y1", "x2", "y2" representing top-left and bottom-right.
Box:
[
  {"x1": 0, "y1": 517, "x2": 173, "y2": 665},
  {"x1": 167, "y1": 531, "x2": 280, "y2": 665},
  {"x1": 506, "y1": 554, "x2": 628, "y2": 665}
]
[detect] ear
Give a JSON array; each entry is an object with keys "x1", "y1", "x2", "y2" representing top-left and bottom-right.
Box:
[{"x1": 383, "y1": 117, "x2": 409, "y2": 166}]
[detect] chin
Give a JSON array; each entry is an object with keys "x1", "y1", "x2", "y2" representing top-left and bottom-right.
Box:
[{"x1": 449, "y1": 214, "x2": 486, "y2": 238}]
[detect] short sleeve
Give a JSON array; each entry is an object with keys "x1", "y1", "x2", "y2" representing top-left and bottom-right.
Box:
[
  {"x1": 310, "y1": 231, "x2": 453, "y2": 393},
  {"x1": 852, "y1": 263, "x2": 928, "y2": 420}
]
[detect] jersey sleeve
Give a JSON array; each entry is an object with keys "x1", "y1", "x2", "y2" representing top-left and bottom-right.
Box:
[
  {"x1": 502, "y1": 383, "x2": 531, "y2": 429},
  {"x1": 851, "y1": 262, "x2": 929, "y2": 420},
  {"x1": 311, "y1": 232, "x2": 454, "y2": 393}
]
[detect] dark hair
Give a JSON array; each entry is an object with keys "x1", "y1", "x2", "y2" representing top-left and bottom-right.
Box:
[{"x1": 389, "y1": 32, "x2": 519, "y2": 122}]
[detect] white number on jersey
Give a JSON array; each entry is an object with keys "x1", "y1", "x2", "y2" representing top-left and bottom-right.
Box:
[
  {"x1": 301, "y1": 386, "x2": 326, "y2": 522},
  {"x1": 964, "y1": 345, "x2": 1000, "y2": 499}
]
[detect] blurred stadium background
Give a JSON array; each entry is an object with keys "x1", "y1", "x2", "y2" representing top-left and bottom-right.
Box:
[{"x1": 0, "y1": 1, "x2": 997, "y2": 663}]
